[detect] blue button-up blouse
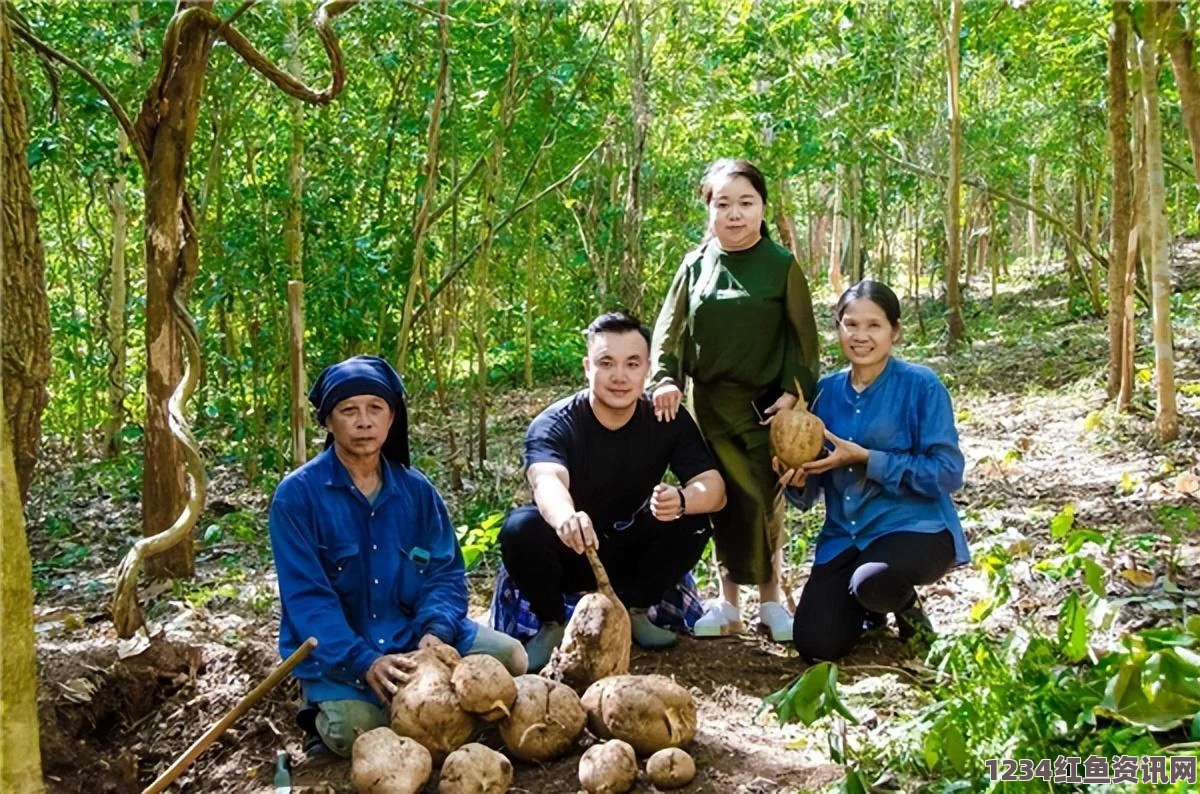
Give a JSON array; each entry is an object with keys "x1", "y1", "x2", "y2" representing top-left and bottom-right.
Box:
[
  {"x1": 788, "y1": 356, "x2": 970, "y2": 567},
  {"x1": 269, "y1": 446, "x2": 477, "y2": 704}
]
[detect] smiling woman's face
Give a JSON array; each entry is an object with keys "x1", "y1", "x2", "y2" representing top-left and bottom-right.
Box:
[
  {"x1": 837, "y1": 298, "x2": 900, "y2": 370},
  {"x1": 707, "y1": 173, "x2": 764, "y2": 251}
]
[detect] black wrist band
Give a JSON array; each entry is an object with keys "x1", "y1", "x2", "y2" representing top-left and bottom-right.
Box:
[{"x1": 676, "y1": 486, "x2": 687, "y2": 517}]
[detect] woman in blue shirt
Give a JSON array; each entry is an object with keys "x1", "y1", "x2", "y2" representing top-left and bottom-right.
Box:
[{"x1": 776, "y1": 281, "x2": 970, "y2": 661}]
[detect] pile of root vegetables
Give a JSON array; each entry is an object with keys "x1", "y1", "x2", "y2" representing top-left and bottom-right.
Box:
[{"x1": 350, "y1": 645, "x2": 699, "y2": 794}]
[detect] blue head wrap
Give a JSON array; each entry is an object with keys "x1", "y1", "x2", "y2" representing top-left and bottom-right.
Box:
[{"x1": 308, "y1": 355, "x2": 410, "y2": 466}]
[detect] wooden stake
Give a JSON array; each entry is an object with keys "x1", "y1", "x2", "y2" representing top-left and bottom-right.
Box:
[{"x1": 142, "y1": 637, "x2": 317, "y2": 794}]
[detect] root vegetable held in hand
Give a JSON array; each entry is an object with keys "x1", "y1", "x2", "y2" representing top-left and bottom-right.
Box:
[
  {"x1": 498, "y1": 674, "x2": 586, "y2": 762},
  {"x1": 351, "y1": 728, "x2": 432, "y2": 794},
  {"x1": 543, "y1": 546, "x2": 630, "y2": 692},
  {"x1": 581, "y1": 674, "x2": 697, "y2": 755},
  {"x1": 578, "y1": 740, "x2": 637, "y2": 794},
  {"x1": 451, "y1": 654, "x2": 517, "y2": 722},
  {"x1": 389, "y1": 644, "x2": 475, "y2": 762},
  {"x1": 645, "y1": 747, "x2": 696, "y2": 789},
  {"x1": 437, "y1": 742, "x2": 513, "y2": 794},
  {"x1": 768, "y1": 385, "x2": 825, "y2": 469}
]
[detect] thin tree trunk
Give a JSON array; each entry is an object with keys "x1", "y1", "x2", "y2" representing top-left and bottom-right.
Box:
[
  {"x1": 285, "y1": 6, "x2": 306, "y2": 467},
  {"x1": 1108, "y1": 1, "x2": 1134, "y2": 400},
  {"x1": 395, "y1": 0, "x2": 450, "y2": 370},
  {"x1": 618, "y1": 0, "x2": 648, "y2": 314},
  {"x1": 1165, "y1": 13, "x2": 1200, "y2": 189},
  {"x1": 102, "y1": 128, "x2": 131, "y2": 456},
  {"x1": 1, "y1": 9, "x2": 50, "y2": 503},
  {"x1": 773, "y1": 179, "x2": 802, "y2": 263},
  {"x1": 1138, "y1": 3, "x2": 1179, "y2": 442},
  {"x1": 829, "y1": 164, "x2": 844, "y2": 294},
  {"x1": 848, "y1": 163, "x2": 862, "y2": 282},
  {"x1": 943, "y1": 0, "x2": 966, "y2": 344},
  {"x1": 912, "y1": 205, "x2": 926, "y2": 336},
  {"x1": 1027, "y1": 155, "x2": 1039, "y2": 262},
  {"x1": 473, "y1": 40, "x2": 521, "y2": 464},
  {"x1": 524, "y1": 203, "x2": 536, "y2": 390}
]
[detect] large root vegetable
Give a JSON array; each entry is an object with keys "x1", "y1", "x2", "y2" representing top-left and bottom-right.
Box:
[
  {"x1": 499, "y1": 674, "x2": 586, "y2": 762},
  {"x1": 578, "y1": 740, "x2": 637, "y2": 794},
  {"x1": 389, "y1": 644, "x2": 475, "y2": 762},
  {"x1": 769, "y1": 383, "x2": 825, "y2": 468},
  {"x1": 542, "y1": 546, "x2": 630, "y2": 692},
  {"x1": 437, "y1": 742, "x2": 513, "y2": 794},
  {"x1": 646, "y1": 747, "x2": 696, "y2": 789},
  {"x1": 451, "y1": 654, "x2": 517, "y2": 722},
  {"x1": 581, "y1": 675, "x2": 696, "y2": 755},
  {"x1": 351, "y1": 728, "x2": 433, "y2": 794}
]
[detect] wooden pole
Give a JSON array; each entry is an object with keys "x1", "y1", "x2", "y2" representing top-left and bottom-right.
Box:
[
  {"x1": 287, "y1": 280, "x2": 306, "y2": 467},
  {"x1": 142, "y1": 637, "x2": 317, "y2": 794}
]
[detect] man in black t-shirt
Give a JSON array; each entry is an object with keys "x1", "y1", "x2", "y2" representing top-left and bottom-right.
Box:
[{"x1": 500, "y1": 312, "x2": 726, "y2": 672}]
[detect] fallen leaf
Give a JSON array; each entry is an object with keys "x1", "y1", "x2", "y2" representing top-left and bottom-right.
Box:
[
  {"x1": 57, "y1": 677, "x2": 97, "y2": 704},
  {"x1": 1120, "y1": 569, "x2": 1156, "y2": 589},
  {"x1": 1175, "y1": 472, "x2": 1200, "y2": 495},
  {"x1": 117, "y1": 633, "x2": 152, "y2": 659}
]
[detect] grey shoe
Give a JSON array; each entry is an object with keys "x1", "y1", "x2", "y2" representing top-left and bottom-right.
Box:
[
  {"x1": 630, "y1": 609, "x2": 678, "y2": 649},
  {"x1": 526, "y1": 621, "x2": 565, "y2": 673}
]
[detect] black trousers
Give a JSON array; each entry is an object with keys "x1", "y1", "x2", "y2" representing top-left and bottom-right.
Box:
[
  {"x1": 500, "y1": 504, "x2": 711, "y2": 623},
  {"x1": 792, "y1": 530, "x2": 955, "y2": 662}
]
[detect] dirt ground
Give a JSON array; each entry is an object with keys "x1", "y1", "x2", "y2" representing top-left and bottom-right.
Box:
[{"x1": 27, "y1": 241, "x2": 1200, "y2": 793}]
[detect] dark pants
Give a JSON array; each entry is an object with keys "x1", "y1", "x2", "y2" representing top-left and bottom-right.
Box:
[
  {"x1": 500, "y1": 504, "x2": 711, "y2": 623},
  {"x1": 792, "y1": 530, "x2": 955, "y2": 662}
]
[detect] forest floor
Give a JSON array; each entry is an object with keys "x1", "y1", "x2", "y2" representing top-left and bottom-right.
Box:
[{"x1": 25, "y1": 239, "x2": 1200, "y2": 793}]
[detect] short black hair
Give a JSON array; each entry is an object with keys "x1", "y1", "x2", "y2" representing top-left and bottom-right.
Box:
[
  {"x1": 834, "y1": 280, "x2": 902, "y2": 328},
  {"x1": 585, "y1": 311, "x2": 651, "y2": 348}
]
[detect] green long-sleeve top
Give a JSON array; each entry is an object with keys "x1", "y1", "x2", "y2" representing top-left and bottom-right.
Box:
[{"x1": 650, "y1": 236, "x2": 820, "y2": 401}]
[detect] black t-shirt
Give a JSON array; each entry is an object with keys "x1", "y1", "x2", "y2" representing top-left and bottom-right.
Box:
[{"x1": 524, "y1": 390, "x2": 717, "y2": 527}]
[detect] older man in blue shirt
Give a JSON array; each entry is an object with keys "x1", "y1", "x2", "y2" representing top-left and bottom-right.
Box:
[{"x1": 270, "y1": 356, "x2": 526, "y2": 758}]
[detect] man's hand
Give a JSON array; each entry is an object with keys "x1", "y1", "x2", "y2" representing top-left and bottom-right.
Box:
[
  {"x1": 772, "y1": 456, "x2": 807, "y2": 489},
  {"x1": 417, "y1": 633, "x2": 445, "y2": 650},
  {"x1": 652, "y1": 383, "x2": 682, "y2": 422},
  {"x1": 759, "y1": 391, "x2": 799, "y2": 424},
  {"x1": 365, "y1": 653, "x2": 418, "y2": 702},
  {"x1": 556, "y1": 510, "x2": 598, "y2": 554},
  {"x1": 650, "y1": 483, "x2": 683, "y2": 520},
  {"x1": 801, "y1": 430, "x2": 869, "y2": 475}
]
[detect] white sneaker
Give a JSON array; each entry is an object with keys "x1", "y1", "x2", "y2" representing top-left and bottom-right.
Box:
[
  {"x1": 692, "y1": 599, "x2": 745, "y2": 637},
  {"x1": 758, "y1": 601, "x2": 793, "y2": 643}
]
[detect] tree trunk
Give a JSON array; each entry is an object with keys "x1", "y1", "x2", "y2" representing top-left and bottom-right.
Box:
[
  {"x1": 1027, "y1": 155, "x2": 1039, "y2": 263},
  {"x1": 103, "y1": 128, "x2": 132, "y2": 457},
  {"x1": 286, "y1": 6, "x2": 306, "y2": 467},
  {"x1": 618, "y1": 0, "x2": 648, "y2": 314},
  {"x1": 136, "y1": 8, "x2": 217, "y2": 580},
  {"x1": 773, "y1": 179, "x2": 802, "y2": 264},
  {"x1": 524, "y1": 204, "x2": 536, "y2": 390},
  {"x1": 1165, "y1": 12, "x2": 1200, "y2": 189},
  {"x1": 0, "y1": 349, "x2": 44, "y2": 794},
  {"x1": 829, "y1": 164, "x2": 844, "y2": 294},
  {"x1": 1, "y1": 9, "x2": 51, "y2": 503},
  {"x1": 1138, "y1": 3, "x2": 1179, "y2": 442},
  {"x1": 848, "y1": 163, "x2": 863, "y2": 282},
  {"x1": 473, "y1": 39, "x2": 520, "y2": 464},
  {"x1": 1108, "y1": 1, "x2": 1134, "y2": 400},
  {"x1": 395, "y1": 0, "x2": 451, "y2": 371},
  {"x1": 943, "y1": 0, "x2": 966, "y2": 345}
]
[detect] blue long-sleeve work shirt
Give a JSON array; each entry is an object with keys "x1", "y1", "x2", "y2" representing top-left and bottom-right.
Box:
[
  {"x1": 268, "y1": 447, "x2": 478, "y2": 704},
  {"x1": 788, "y1": 356, "x2": 971, "y2": 567}
]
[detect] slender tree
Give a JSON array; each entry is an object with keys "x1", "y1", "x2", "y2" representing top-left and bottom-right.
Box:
[
  {"x1": 1137, "y1": 1, "x2": 1179, "y2": 442},
  {"x1": 1108, "y1": 1, "x2": 1134, "y2": 400}
]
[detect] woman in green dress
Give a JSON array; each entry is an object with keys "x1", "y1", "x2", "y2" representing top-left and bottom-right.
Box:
[{"x1": 649, "y1": 158, "x2": 820, "y2": 642}]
